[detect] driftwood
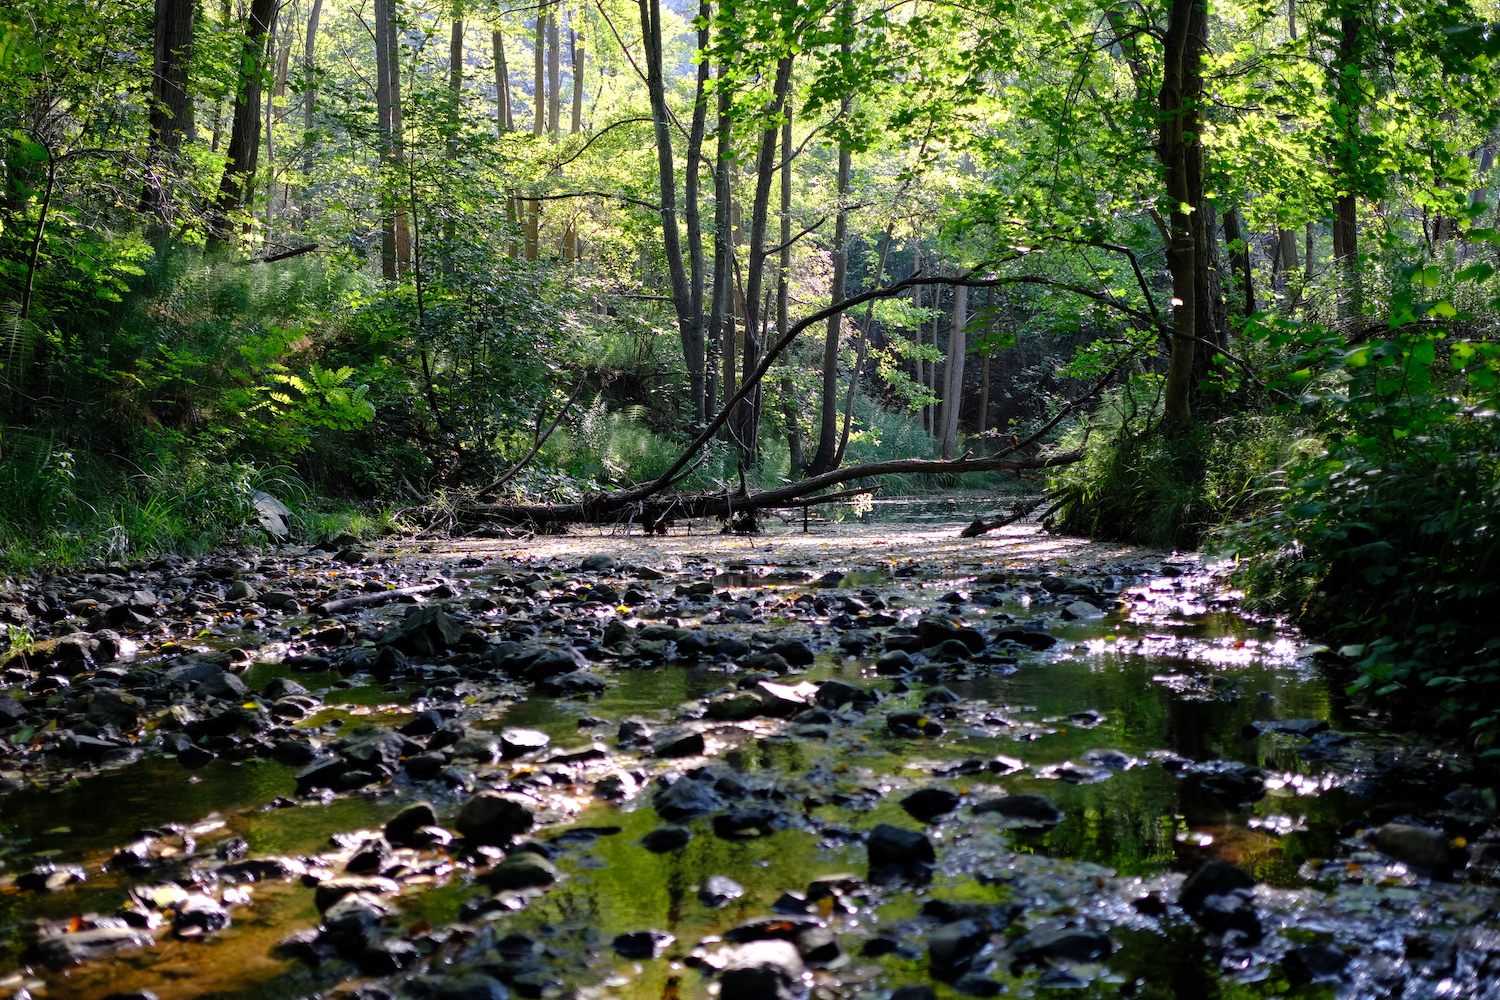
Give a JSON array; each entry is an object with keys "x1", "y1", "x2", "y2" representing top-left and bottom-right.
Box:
[
  {"x1": 463, "y1": 450, "x2": 1080, "y2": 531},
  {"x1": 313, "y1": 582, "x2": 446, "y2": 614},
  {"x1": 960, "y1": 491, "x2": 1068, "y2": 537}
]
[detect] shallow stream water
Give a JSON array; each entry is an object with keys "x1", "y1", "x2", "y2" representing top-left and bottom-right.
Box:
[{"x1": 0, "y1": 505, "x2": 1491, "y2": 1000}]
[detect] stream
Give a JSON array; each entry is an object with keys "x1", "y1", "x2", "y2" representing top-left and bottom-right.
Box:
[{"x1": 0, "y1": 504, "x2": 1494, "y2": 1000}]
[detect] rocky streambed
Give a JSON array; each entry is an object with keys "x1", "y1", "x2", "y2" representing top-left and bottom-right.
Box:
[{"x1": 0, "y1": 511, "x2": 1495, "y2": 1000}]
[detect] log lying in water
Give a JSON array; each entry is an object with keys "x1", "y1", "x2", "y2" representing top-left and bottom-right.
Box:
[{"x1": 462, "y1": 450, "x2": 1081, "y2": 531}]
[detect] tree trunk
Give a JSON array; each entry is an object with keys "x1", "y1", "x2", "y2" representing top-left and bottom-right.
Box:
[
  {"x1": 731, "y1": 55, "x2": 794, "y2": 465},
  {"x1": 570, "y1": 28, "x2": 584, "y2": 134},
  {"x1": 547, "y1": 11, "x2": 561, "y2": 135},
  {"x1": 141, "y1": 0, "x2": 196, "y2": 229},
  {"x1": 523, "y1": 12, "x2": 544, "y2": 258},
  {"x1": 298, "y1": 0, "x2": 323, "y2": 228},
  {"x1": 711, "y1": 66, "x2": 735, "y2": 419},
  {"x1": 1330, "y1": 10, "x2": 1363, "y2": 317},
  {"x1": 1221, "y1": 205, "x2": 1253, "y2": 315},
  {"x1": 493, "y1": 28, "x2": 512, "y2": 132},
  {"x1": 976, "y1": 285, "x2": 994, "y2": 447},
  {"x1": 638, "y1": 0, "x2": 699, "y2": 424},
  {"x1": 781, "y1": 375, "x2": 805, "y2": 477},
  {"x1": 683, "y1": 3, "x2": 711, "y2": 423},
  {"x1": 809, "y1": 125, "x2": 852, "y2": 474},
  {"x1": 206, "y1": 0, "x2": 274, "y2": 252},
  {"x1": 443, "y1": 3, "x2": 463, "y2": 269},
  {"x1": 1156, "y1": 0, "x2": 1203, "y2": 430},
  {"x1": 939, "y1": 284, "x2": 967, "y2": 459}
]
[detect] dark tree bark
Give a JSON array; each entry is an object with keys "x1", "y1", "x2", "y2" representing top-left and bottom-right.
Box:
[
  {"x1": 938, "y1": 284, "x2": 967, "y2": 459},
  {"x1": 141, "y1": 0, "x2": 196, "y2": 228},
  {"x1": 298, "y1": 0, "x2": 324, "y2": 228},
  {"x1": 638, "y1": 0, "x2": 700, "y2": 422},
  {"x1": 493, "y1": 28, "x2": 512, "y2": 132},
  {"x1": 1329, "y1": 9, "x2": 1364, "y2": 317},
  {"x1": 730, "y1": 55, "x2": 794, "y2": 464},
  {"x1": 1156, "y1": 0, "x2": 1205, "y2": 429},
  {"x1": 710, "y1": 65, "x2": 736, "y2": 420},
  {"x1": 1221, "y1": 205, "x2": 1254, "y2": 315},
  {"x1": 206, "y1": 0, "x2": 274, "y2": 252},
  {"x1": 682, "y1": 3, "x2": 711, "y2": 423},
  {"x1": 547, "y1": 10, "x2": 561, "y2": 134}
]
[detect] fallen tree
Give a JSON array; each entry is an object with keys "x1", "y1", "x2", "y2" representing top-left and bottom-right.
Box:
[
  {"x1": 462, "y1": 450, "x2": 1083, "y2": 532},
  {"x1": 458, "y1": 264, "x2": 1142, "y2": 532}
]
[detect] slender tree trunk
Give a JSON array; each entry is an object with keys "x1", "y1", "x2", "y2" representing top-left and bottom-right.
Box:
[
  {"x1": 547, "y1": 12, "x2": 561, "y2": 135},
  {"x1": 1221, "y1": 205, "x2": 1253, "y2": 314},
  {"x1": 523, "y1": 12, "x2": 544, "y2": 258},
  {"x1": 1156, "y1": 0, "x2": 1202, "y2": 430},
  {"x1": 833, "y1": 225, "x2": 893, "y2": 467},
  {"x1": 638, "y1": 0, "x2": 699, "y2": 423},
  {"x1": 385, "y1": 2, "x2": 411, "y2": 276},
  {"x1": 442, "y1": 2, "x2": 463, "y2": 270},
  {"x1": 976, "y1": 285, "x2": 994, "y2": 448},
  {"x1": 206, "y1": 0, "x2": 274, "y2": 252},
  {"x1": 141, "y1": 0, "x2": 196, "y2": 229},
  {"x1": 493, "y1": 27, "x2": 512, "y2": 132},
  {"x1": 809, "y1": 28, "x2": 853, "y2": 475},
  {"x1": 683, "y1": 3, "x2": 711, "y2": 423},
  {"x1": 570, "y1": 28, "x2": 584, "y2": 134},
  {"x1": 939, "y1": 285, "x2": 967, "y2": 459},
  {"x1": 781, "y1": 376, "x2": 805, "y2": 477},
  {"x1": 298, "y1": 0, "x2": 323, "y2": 228},
  {"x1": 1330, "y1": 9, "x2": 1363, "y2": 317},
  {"x1": 731, "y1": 55, "x2": 794, "y2": 464},
  {"x1": 711, "y1": 66, "x2": 736, "y2": 420},
  {"x1": 1278, "y1": 228, "x2": 1298, "y2": 294}
]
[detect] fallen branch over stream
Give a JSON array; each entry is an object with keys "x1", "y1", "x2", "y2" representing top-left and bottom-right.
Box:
[{"x1": 462, "y1": 450, "x2": 1081, "y2": 530}]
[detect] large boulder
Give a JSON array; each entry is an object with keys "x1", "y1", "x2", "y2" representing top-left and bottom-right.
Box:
[{"x1": 455, "y1": 791, "x2": 537, "y2": 846}]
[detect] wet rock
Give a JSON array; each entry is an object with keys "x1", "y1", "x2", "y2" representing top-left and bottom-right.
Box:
[
  {"x1": 456, "y1": 791, "x2": 537, "y2": 846},
  {"x1": 1060, "y1": 600, "x2": 1103, "y2": 620},
  {"x1": 902, "y1": 788, "x2": 961, "y2": 822},
  {"x1": 713, "y1": 807, "x2": 782, "y2": 840},
  {"x1": 641, "y1": 826, "x2": 693, "y2": 853},
  {"x1": 165, "y1": 661, "x2": 226, "y2": 688},
  {"x1": 536, "y1": 670, "x2": 607, "y2": 697},
  {"x1": 887, "y1": 711, "x2": 943, "y2": 737},
  {"x1": 1009, "y1": 927, "x2": 1114, "y2": 970},
  {"x1": 1081, "y1": 748, "x2": 1136, "y2": 770},
  {"x1": 699, "y1": 874, "x2": 745, "y2": 907},
  {"x1": 321, "y1": 892, "x2": 393, "y2": 952},
  {"x1": 876, "y1": 650, "x2": 914, "y2": 674},
  {"x1": 973, "y1": 793, "x2": 1064, "y2": 830},
  {"x1": 450, "y1": 732, "x2": 501, "y2": 763},
  {"x1": 717, "y1": 939, "x2": 805, "y2": 1000},
  {"x1": 749, "y1": 680, "x2": 816, "y2": 717},
  {"x1": 499, "y1": 727, "x2": 550, "y2": 758},
  {"x1": 767, "y1": 639, "x2": 815, "y2": 665},
  {"x1": 921, "y1": 686, "x2": 960, "y2": 706},
  {"x1": 198, "y1": 671, "x2": 249, "y2": 700},
  {"x1": 481, "y1": 851, "x2": 562, "y2": 890},
  {"x1": 613, "y1": 929, "x2": 675, "y2": 959},
  {"x1": 815, "y1": 679, "x2": 872, "y2": 709},
  {"x1": 992, "y1": 627, "x2": 1057, "y2": 650},
  {"x1": 0, "y1": 694, "x2": 25, "y2": 723},
  {"x1": 793, "y1": 923, "x2": 842, "y2": 966},
  {"x1": 84, "y1": 691, "x2": 143, "y2": 730},
  {"x1": 1367, "y1": 823, "x2": 1461, "y2": 875},
  {"x1": 866, "y1": 823, "x2": 935, "y2": 882},
  {"x1": 928, "y1": 918, "x2": 993, "y2": 980},
  {"x1": 1283, "y1": 943, "x2": 1349, "y2": 985},
  {"x1": 174, "y1": 894, "x2": 231, "y2": 936},
  {"x1": 890, "y1": 988, "x2": 937, "y2": 1000},
  {"x1": 314, "y1": 876, "x2": 400, "y2": 911},
  {"x1": 384, "y1": 802, "x2": 439, "y2": 847},
  {"x1": 651, "y1": 728, "x2": 706, "y2": 758},
  {"x1": 225, "y1": 580, "x2": 258, "y2": 602},
  {"x1": 581, "y1": 554, "x2": 616, "y2": 572},
  {"x1": 1244, "y1": 717, "x2": 1329, "y2": 737},
  {"x1": 1194, "y1": 761, "x2": 1267, "y2": 807},
  {"x1": 33, "y1": 927, "x2": 154, "y2": 966},
  {"x1": 930, "y1": 639, "x2": 974, "y2": 661},
  {"x1": 653, "y1": 778, "x2": 724, "y2": 820},
  {"x1": 738, "y1": 652, "x2": 792, "y2": 674},
  {"x1": 706, "y1": 690, "x2": 765, "y2": 721},
  {"x1": 380, "y1": 606, "x2": 465, "y2": 656},
  {"x1": 1178, "y1": 860, "x2": 1260, "y2": 942},
  {"x1": 417, "y1": 971, "x2": 510, "y2": 1000}
]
